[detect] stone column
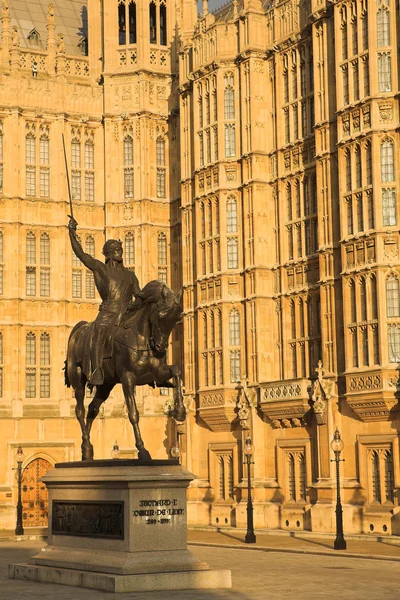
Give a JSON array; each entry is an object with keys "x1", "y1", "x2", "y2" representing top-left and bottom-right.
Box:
[{"x1": 46, "y1": 4, "x2": 56, "y2": 76}]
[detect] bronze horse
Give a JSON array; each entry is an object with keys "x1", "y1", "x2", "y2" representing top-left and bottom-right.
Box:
[{"x1": 65, "y1": 281, "x2": 186, "y2": 461}]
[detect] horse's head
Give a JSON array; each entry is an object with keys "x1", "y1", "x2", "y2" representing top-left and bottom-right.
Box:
[{"x1": 147, "y1": 283, "x2": 183, "y2": 355}]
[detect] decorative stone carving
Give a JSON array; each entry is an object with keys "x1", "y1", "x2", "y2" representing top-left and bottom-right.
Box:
[
  {"x1": 198, "y1": 390, "x2": 237, "y2": 432},
  {"x1": 235, "y1": 380, "x2": 257, "y2": 430},
  {"x1": 259, "y1": 378, "x2": 310, "y2": 427},
  {"x1": 310, "y1": 361, "x2": 333, "y2": 425},
  {"x1": 379, "y1": 102, "x2": 393, "y2": 124},
  {"x1": 345, "y1": 370, "x2": 399, "y2": 422}
]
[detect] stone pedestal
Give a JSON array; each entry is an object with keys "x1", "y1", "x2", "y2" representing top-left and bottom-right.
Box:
[{"x1": 9, "y1": 460, "x2": 231, "y2": 592}]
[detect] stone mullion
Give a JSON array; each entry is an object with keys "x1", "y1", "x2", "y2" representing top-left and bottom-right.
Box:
[{"x1": 379, "y1": 450, "x2": 386, "y2": 506}]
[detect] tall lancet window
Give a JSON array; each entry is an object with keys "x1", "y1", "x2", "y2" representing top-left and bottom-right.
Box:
[
  {"x1": 118, "y1": 0, "x2": 126, "y2": 45},
  {"x1": 150, "y1": 1, "x2": 157, "y2": 44},
  {"x1": 124, "y1": 135, "x2": 134, "y2": 198},
  {"x1": 160, "y1": 0, "x2": 167, "y2": 46},
  {"x1": 119, "y1": 0, "x2": 137, "y2": 45}
]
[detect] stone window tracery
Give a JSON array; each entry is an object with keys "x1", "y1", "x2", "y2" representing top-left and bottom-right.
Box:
[
  {"x1": 85, "y1": 237, "x2": 95, "y2": 299},
  {"x1": 157, "y1": 232, "x2": 167, "y2": 282},
  {"x1": 156, "y1": 137, "x2": 166, "y2": 198},
  {"x1": 124, "y1": 135, "x2": 134, "y2": 198},
  {"x1": 72, "y1": 234, "x2": 82, "y2": 298},
  {"x1": 125, "y1": 232, "x2": 135, "y2": 268},
  {"x1": 26, "y1": 232, "x2": 36, "y2": 296},
  {"x1": 119, "y1": 0, "x2": 137, "y2": 45},
  {"x1": 40, "y1": 332, "x2": 50, "y2": 398},
  {"x1": 39, "y1": 233, "x2": 50, "y2": 297},
  {"x1": 26, "y1": 332, "x2": 36, "y2": 398}
]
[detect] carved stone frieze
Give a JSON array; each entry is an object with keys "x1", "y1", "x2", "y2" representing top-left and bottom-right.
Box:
[
  {"x1": 198, "y1": 389, "x2": 237, "y2": 432},
  {"x1": 345, "y1": 370, "x2": 400, "y2": 422},
  {"x1": 259, "y1": 378, "x2": 310, "y2": 428}
]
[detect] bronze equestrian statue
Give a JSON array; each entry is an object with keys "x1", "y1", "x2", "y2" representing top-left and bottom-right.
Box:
[{"x1": 65, "y1": 217, "x2": 186, "y2": 461}]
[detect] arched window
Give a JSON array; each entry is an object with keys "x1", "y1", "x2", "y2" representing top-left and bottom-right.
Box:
[
  {"x1": 384, "y1": 450, "x2": 394, "y2": 503},
  {"x1": 159, "y1": 0, "x2": 167, "y2": 46},
  {"x1": 72, "y1": 235, "x2": 82, "y2": 298},
  {"x1": 85, "y1": 237, "x2": 95, "y2": 299},
  {"x1": 156, "y1": 137, "x2": 166, "y2": 198},
  {"x1": 226, "y1": 196, "x2": 237, "y2": 232},
  {"x1": 118, "y1": 0, "x2": 126, "y2": 45},
  {"x1": 288, "y1": 454, "x2": 296, "y2": 500},
  {"x1": 40, "y1": 233, "x2": 50, "y2": 296},
  {"x1": 360, "y1": 278, "x2": 367, "y2": 320},
  {"x1": 149, "y1": 1, "x2": 157, "y2": 44},
  {"x1": 157, "y1": 232, "x2": 167, "y2": 282},
  {"x1": 352, "y1": 18, "x2": 358, "y2": 55},
  {"x1": 287, "y1": 184, "x2": 292, "y2": 221},
  {"x1": 40, "y1": 332, "x2": 50, "y2": 398},
  {"x1": 26, "y1": 133, "x2": 36, "y2": 196},
  {"x1": 382, "y1": 189, "x2": 396, "y2": 226},
  {"x1": 26, "y1": 232, "x2": 36, "y2": 296},
  {"x1": 381, "y1": 140, "x2": 394, "y2": 181},
  {"x1": 224, "y1": 124, "x2": 235, "y2": 158},
  {"x1": 26, "y1": 332, "x2": 36, "y2": 398},
  {"x1": 345, "y1": 150, "x2": 351, "y2": 191},
  {"x1": 362, "y1": 12, "x2": 368, "y2": 50},
  {"x1": 71, "y1": 138, "x2": 81, "y2": 200},
  {"x1": 224, "y1": 73, "x2": 235, "y2": 120},
  {"x1": 386, "y1": 276, "x2": 400, "y2": 317},
  {"x1": 350, "y1": 280, "x2": 357, "y2": 322},
  {"x1": 355, "y1": 145, "x2": 362, "y2": 187},
  {"x1": 388, "y1": 324, "x2": 400, "y2": 363},
  {"x1": 372, "y1": 450, "x2": 381, "y2": 502},
  {"x1": 84, "y1": 140, "x2": 94, "y2": 202},
  {"x1": 299, "y1": 299, "x2": 304, "y2": 337},
  {"x1": 371, "y1": 276, "x2": 378, "y2": 319},
  {"x1": 125, "y1": 232, "x2": 135, "y2": 266},
  {"x1": 365, "y1": 141, "x2": 372, "y2": 185},
  {"x1": 39, "y1": 135, "x2": 50, "y2": 198},
  {"x1": 227, "y1": 238, "x2": 238, "y2": 269},
  {"x1": 378, "y1": 52, "x2": 391, "y2": 92},
  {"x1": 229, "y1": 309, "x2": 240, "y2": 346},
  {"x1": 377, "y1": 8, "x2": 390, "y2": 47},
  {"x1": 40, "y1": 233, "x2": 50, "y2": 265},
  {"x1": 124, "y1": 135, "x2": 134, "y2": 198},
  {"x1": 295, "y1": 180, "x2": 301, "y2": 217},
  {"x1": 229, "y1": 350, "x2": 240, "y2": 383},
  {"x1": 290, "y1": 301, "x2": 296, "y2": 339}
]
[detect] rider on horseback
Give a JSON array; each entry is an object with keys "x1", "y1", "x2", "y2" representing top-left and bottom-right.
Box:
[{"x1": 68, "y1": 216, "x2": 142, "y2": 386}]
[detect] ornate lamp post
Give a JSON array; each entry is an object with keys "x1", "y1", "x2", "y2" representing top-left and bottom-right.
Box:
[
  {"x1": 330, "y1": 427, "x2": 346, "y2": 550},
  {"x1": 15, "y1": 446, "x2": 25, "y2": 536},
  {"x1": 243, "y1": 436, "x2": 256, "y2": 544}
]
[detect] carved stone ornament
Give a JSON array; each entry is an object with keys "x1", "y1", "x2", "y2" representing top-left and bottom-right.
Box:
[
  {"x1": 379, "y1": 102, "x2": 393, "y2": 124},
  {"x1": 198, "y1": 389, "x2": 237, "y2": 432},
  {"x1": 235, "y1": 380, "x2": 257, "y2": 430},
  {"x1": 259, "y1": 378, "x2": 309, "y2": 428},
  {"x1": 310, "y1": 361, "x2": 333, "y2": 425},
  {"x1": 345, "y1": 370, "x2": 399, "y2": 422}
]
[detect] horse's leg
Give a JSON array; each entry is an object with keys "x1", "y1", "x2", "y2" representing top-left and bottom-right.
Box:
[
  {"x1": 86, "y1": 383, "x2": 114, "y2": 437},
  {"x1": 170, "y1": 364, "x2": 186, "y2": 422},
  {"x1": 121, "y1": 372, "x2": 151, "y2": 461},
  {"x1": 74, "y1": 367, "x2": 93, "y2": 460}
]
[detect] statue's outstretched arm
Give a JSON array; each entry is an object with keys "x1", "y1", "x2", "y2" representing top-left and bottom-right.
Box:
[{"x1": 68, "y1": 218, "x2": 103, "y2": 272}]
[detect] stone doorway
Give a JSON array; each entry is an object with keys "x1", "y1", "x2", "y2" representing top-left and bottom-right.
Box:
[{"x1": 22, "y1": 458, "x2": 52, "y2": 528}]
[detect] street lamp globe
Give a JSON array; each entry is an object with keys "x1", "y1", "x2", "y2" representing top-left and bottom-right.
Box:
[
  {"x1": 244, "y1": 437, "x2": 254, "y2": 457},
  {"x1": 330, "y1": 427, "x2": 344, "y2": 453},
  {"x1": 170, "y1": 441, "x2": 181, "y2": 459},
  {"x1": 16, "y1": 446, "x2": 25, "y2": 464},
  {"x1": 111, "y1": 441, "x2": 121, "y2": 459}
]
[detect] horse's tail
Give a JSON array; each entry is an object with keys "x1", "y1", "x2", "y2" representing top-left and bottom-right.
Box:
[{"x1": 65, "y1": 321, "x2": 88, "y2": 388}]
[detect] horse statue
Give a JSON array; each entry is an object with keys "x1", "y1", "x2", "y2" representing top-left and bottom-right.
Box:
[{"x1": 65, "y1": 280, "x2": 185, "y2": 461}]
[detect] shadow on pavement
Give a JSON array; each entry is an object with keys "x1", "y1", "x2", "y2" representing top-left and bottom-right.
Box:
[{"x1": 288, "y1": 532, "x2": 333, "y2": 550}]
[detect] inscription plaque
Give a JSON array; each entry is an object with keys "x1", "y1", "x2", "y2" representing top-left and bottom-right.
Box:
[{"x1": 52, "y1": 501, "x2": 124, "y2": 539}]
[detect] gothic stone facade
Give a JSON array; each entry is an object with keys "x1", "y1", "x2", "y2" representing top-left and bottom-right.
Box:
[{"x1": 0, "y1": 0, "x2": 399, "y2": 536}]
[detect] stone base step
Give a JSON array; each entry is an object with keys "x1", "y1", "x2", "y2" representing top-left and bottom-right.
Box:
[{"x1": 9, "y1": 562, "x2": 232, "y2": 593}]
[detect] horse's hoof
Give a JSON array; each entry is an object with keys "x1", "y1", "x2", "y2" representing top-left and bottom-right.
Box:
[
  {"x1": 173, "y1": 407, "x2": 186, "y2": 422},
  {"x1": 138, "y1": 448, "x2": 152, "y2": 461}
]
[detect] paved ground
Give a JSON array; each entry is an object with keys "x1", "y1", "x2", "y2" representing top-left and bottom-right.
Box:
[{"x1": 2, "y1": 540, "x2": 400, "y2": 600}]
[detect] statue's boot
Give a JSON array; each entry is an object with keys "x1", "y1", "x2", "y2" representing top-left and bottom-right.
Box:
[{"x1": 91, "y1": 366, "x2": 104, "y2": 386}]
